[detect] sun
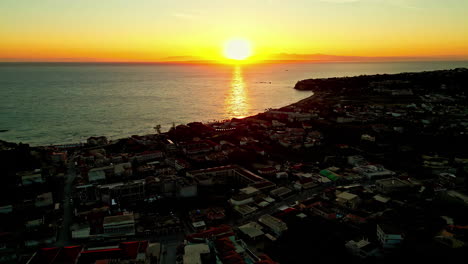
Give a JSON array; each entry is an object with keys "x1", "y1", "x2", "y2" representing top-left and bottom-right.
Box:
[{"x1": 223, "y1": 38, "x2": 253, "y2": 61}]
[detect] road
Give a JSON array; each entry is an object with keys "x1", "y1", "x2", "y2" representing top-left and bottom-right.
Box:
[
  {"x1": 160, "y1": 239, "x2": 179, "y2": 264},
  {"x1": 56, "y1": 157, "x2": 77, "y2": 246}
]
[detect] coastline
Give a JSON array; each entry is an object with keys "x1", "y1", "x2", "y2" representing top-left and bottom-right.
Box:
[{"x1": 1, "y1": 67, "x2": 467, "y2": 149}]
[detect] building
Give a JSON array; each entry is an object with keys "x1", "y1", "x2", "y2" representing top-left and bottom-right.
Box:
[
  {"x1": 375, "y1": 178, "x2": 413, "y2": 194},
  {"x1": 176, "y1": 178, "x2": 198, "y2": 198},
  {"x1": 348, "y1": 155, "x2": 368, "y2": 167},
  {"x1": 353, "y1": 165, "x2": 395, "y2": 180},
  {"x1": 238, "y1": 222, "x2": 265, "y2": 241},
  {"x1": 74, "y1": 184, "x2": 98, "y2": 203},
  {"x1": 34, "y1": 192, "x2": 54, "y2": 208},
  {"x1": 345, "y1": 239, "x2": 380, "y2": 258},
  {"x1": 233, "y1": 204, "x2": 258, "y2": 216},
  {"x1": 309, "y1": 201, "x2": 337, "y2": 220},
  {"x1": 27, "y1": 241, "x2": 153, "y2": 264},
  {"x1": 19, "y1": 170, "x2": 43, "y2": 186},
  {"x1": 258, "y1": 214, "x2": 288, "y2": 236},
  {"x1": 98, "y1": 180, "x2": 145, "y2": 205},
  {"x1": 103, "y1": 213, "x2": 136, "y2": 237},
  {"x1": 269, "y1": 187, "x2": 292, "y2": 199},
  {"x1": 320, "y1": 169, "x2": 340, "y2": 182},
  {"x1": 133, "y1": 150, "x2": 164, "y2": 162},
  {"x1": 336, "y1": 191, "x2": 360, "y2": 209},
  {"x1": 183, "y1": 243, "x2": 211, "y2": 264},
  {"x1": 439, "y1": 172, "x2": 462, "y2": 188},
  {"x1": 88, "y1": 166, "x2": 112, "y2": 182},
  {"x1": 114, "y1": 162, "x2": 132, "y2": 177},
  {"x1": 377, "y1": 224, "x2": 404, "y2": 249},
  {"x1": 188, "y1": 165, "x2": 275, "y2": 190}
]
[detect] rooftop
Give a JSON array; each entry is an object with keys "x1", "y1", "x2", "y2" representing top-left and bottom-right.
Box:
[
  {"x1": 103, "y1": 214, "x2": 135, "y2": 225},
  {"x1": 184, "y1": 243, "x2": 210, "y2": 264},
  {"x1": 336, "y1": 191, "x2": 358, "y2": 200}
]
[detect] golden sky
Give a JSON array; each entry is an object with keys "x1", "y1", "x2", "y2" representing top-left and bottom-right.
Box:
[{"x1": 1, "y1": 0, "x2": 468, "y2": 62}]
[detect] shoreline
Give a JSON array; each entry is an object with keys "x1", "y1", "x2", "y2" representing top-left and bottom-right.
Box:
[{"x1": 2, "y1": 67, "x2": 467, "y2": 148}]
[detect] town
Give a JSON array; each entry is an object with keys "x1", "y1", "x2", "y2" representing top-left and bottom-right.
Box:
[{"x1": 1, "y1": 68, "x2": 468, "y2": 263}]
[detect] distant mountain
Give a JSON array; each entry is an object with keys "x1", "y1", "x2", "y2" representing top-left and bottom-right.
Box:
[{"x1": 264, "y1": 53, "x2": 468, "y2": 62}]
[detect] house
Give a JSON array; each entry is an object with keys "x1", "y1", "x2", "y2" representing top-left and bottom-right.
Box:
[
  {"x1": 133, "y1": 150, "x2": 164, "y2": 162},
  {"x1": 51, "y1": 152, "x2": 67, "y2": 163},
  {"x1": 353, "y1": 165, "x2": 395, "y2": 180},
  {"x1": 97, "y1": 180, "x2": 145, "y2": 204},
  {"x1": 71, "y1": 225, "x2": 91, "y2": 240},
  {"x1": 238, "y1": 222, "x2": 264, "y2": 241},
  {"x1": 176, "y1": 179, "x2": 198, "y2": 198},
  {"x1": 270, "y1": 187, "x2": 292, "y2": 199},
  {"x1": 439, "y1": 172, "x2": 462, "y2": 188},
  {"x1": 87, "y1": 136, "x2": 108, "y2": 145},
  {"x1": 258, "y1": 214, "x2": 288, "y2": 236},
  {"x1": 348, "y1": 155, "x2": 368, "y2": 167},
  {"x1": 180, "y1": 140, "x2": 218, "y2": 155},
  {"x1": 74, "y1": 184, "x2": 98, "y2": 203},
  {"x1": 188, "y1": 165, "x2": 274, "y2": 189},
  {"x1": 320, "y1": 169, "x2": 340, "y2": 182},
  {"x1": 103, "y1": 213, "x2": 136, "y2": 237},
  {"x1": 294, "y1": 178, "x2": 317, "y2": 190},
  {"x1": 114, "y1": 162, "x2": 132, "y2": 177},
  {"x1": 345, "y1": 239, "x2": 380, "y2": 258},
  {"x1": 174, "y1": 158, "x2": 191, "y2": 171},
  {"x1": 233, "y1": 204, "x2": 258, "y2": 217},
  {"x1": 336, "y1": 191, "x2": 360, "y2": 209},
  {"x1": 230, "y1": 193, "x2": 256, "y2": 206},
  {"x1": 183, "y1": 243, "x2": 210, "y2": 264},
  {"x1": 20, "y1": 170, "x2": 43, "y2": 186},
  {"x1": 310, "y1": 201, "x2": 337, "y2": 220},
  {"x1": 35, "y1": 192, "x2": 54, "y2": 208},
  {"x1": 88, "y1": 166, "x2": 111, "y2": 182},
  {"x1": 375, "y1": 178, "x2": 413, "y2": 194},
  {"x1": 377, "y1": 224, "x2": 404, "y2": 249}
]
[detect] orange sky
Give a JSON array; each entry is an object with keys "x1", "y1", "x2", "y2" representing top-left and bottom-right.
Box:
[{"x1": 1, "y1": 0, "x2": 468, "y2": 63}]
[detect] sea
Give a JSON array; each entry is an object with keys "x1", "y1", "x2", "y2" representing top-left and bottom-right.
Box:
[{"x1": 1, "y1": 61, "x2": 467, "y2": 146}]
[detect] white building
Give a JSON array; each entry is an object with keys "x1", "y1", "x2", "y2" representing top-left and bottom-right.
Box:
[
  {"x1": 377, "y1": 224, "x2": 404, "y2": 249},
  {"x1": 238, "y1": 222, "x2": 264, "y2": 240},
  {"x1": 258, "y1": 214, "x2": 288, "y2": 236},
  {"x1": 336, "y1": 191, "x2": 360, "y2": 209},
  {"x1": 103, "y1": 213, "x2": 135, "y2": 237}
]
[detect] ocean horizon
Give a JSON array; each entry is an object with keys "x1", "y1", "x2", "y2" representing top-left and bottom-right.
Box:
[{"x1": 1, "y1": 60, "x2": 468, "y2": 146}]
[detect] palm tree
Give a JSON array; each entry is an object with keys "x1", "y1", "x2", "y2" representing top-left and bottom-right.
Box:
[{"x1": 154, "y1": 124, "x2": 161, "y2": 134}]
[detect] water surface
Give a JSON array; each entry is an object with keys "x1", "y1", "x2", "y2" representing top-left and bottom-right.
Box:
[{"x1": 1, "y1": 61, "x2": 467, "y2": 145}]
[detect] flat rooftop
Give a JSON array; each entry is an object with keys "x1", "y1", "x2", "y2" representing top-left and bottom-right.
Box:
[{"x1": 103, "y1": 214, "x2": 134, "y2": 225}]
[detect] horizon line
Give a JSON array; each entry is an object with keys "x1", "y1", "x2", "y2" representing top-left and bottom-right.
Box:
[{"x1": 1, "y1": 56, "x2": 468, "y2": 64}]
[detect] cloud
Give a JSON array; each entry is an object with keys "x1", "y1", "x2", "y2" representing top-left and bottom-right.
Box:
[
  {"x1": 317, "y1": 0, "x2": 422, "y2": 9},
  {"x1": 172, "y1": 10, "x2": 206, "y2": 20},
  {"x1": 172, "y1": 13, "x2": 196, "y2": 19},
  {"x1": 317, "y1": 0, "x2": 363, "y2": 3}
]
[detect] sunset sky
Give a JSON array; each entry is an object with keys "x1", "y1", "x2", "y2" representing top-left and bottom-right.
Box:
[{"x1": 1, "y1": 0, "x2": 468, "y2": 62}]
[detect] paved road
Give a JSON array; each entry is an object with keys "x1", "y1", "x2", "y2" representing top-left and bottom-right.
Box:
[
  {"x1": 160, "y1": 239, "x2": 179, "y2": 264},
  {"x1": 56, "y1": 157, "x2": 77, "y2": 246}
]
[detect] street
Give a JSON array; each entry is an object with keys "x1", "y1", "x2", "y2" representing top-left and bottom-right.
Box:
[{"x1": 56, "y1": 157, "x2": 77, "y2": 246}]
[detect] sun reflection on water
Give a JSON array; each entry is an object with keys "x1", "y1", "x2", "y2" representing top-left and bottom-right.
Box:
[{"x1": 225, "y1": 66, "x2": 249, "y2": 118}]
